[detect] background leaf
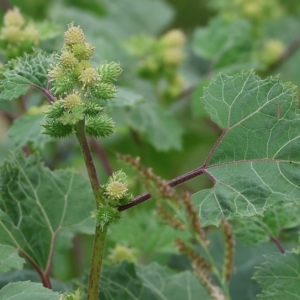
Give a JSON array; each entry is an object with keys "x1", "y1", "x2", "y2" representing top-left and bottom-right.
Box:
[
  {"x1": 233, "y1": 202, "x2": 300, "y2": 246},
  {"x1": 254, "y1": 252, "x2": 300, "y2": 299},
  {"x1": 100, "y1": 262, "x2": 210, "y2": 300},
  {"x1": 0, "y1": 281, "x2": 60, "y2": 300},
  {"x1": 126, "y1": 102, "x2": 184, "y2": 151}
]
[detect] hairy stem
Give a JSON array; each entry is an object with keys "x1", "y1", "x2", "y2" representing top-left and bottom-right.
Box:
[
  {"x1": 87, "y1": 226, "x2": 108, "y2": 300},
  {"x1": 76, "y1": 119, "x2": 101, "y2": 203},
  {"x1": 75, "y1": 119, "x2": 107, "y2": 300}
]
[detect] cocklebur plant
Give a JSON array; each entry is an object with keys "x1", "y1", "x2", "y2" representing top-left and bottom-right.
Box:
[{"x1": 1, "y1": 12, "x2": 300, "y2": 300}]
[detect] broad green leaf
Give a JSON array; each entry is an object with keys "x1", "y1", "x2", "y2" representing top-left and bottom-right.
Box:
[
  {"x1": 0, "y1": 151, "x2": 94, "y2": 272},
  {"x1": 108, "y1": 210, "x2": 185, "y2": 261},
  {"x1": 192, "y1": 17, "x2": 258, "y2": 73},
  {"x1": 0, "y1": 245, "x2": 25, "y2": 272},
  {"x1": 127, "y1": 102, "x2": 183, "y2": 151},
  {"x1": 192, "y1": 71, "x2": 300, "y2": 226},
  {"x1": 0, "y1": 51, "x2": 56, "y2": 101},
  {"x1": 0, "y1": 281, "x2": 60, "y2": 300},
  {"x1": 234, "y1": 202, "x2": 300, "y2": 246},
  {"x1": 100, "y1": 262, "x2": 210, "y2": 300},
  {"x1": 254, "y1": 252, "x2": 300, "y2": 299},
  {"x1": 193, "y1": 17, "x2": 250, "y2": 61},
  {"x1": 7, "y1": 114, "x2": 53, "y2": 149}
]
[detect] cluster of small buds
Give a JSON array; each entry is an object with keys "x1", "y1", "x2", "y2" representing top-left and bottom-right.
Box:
[
  {"x1": 125, "y1": 29, "x2": 185, "y2": 104},
  {"x1": 215, "y1": 0, "x2": 283, "y2": 25},
  {"x1": 91, "y1": 205, "x2": 121, "y2": 231},
  {"x1": 0, "y1": 7, "x2": 41, "y2": 59},
  {"x1": 108, "y1": 244, "x2": 137, "y2": 264},
  {"x1": 103, "y1": 170, "x2": 133, "y2": 207},
  {"x1": 43, "y1": 23, "x2": 122, "y2": 139}
]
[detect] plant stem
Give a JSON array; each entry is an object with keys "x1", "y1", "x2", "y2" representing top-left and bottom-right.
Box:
[
  {"x1": 87, "y1": 226, "x2": 108, "y2": 300},
  {"x1": 270, "y1": 236, "x2": 285, "y2": 254},
  {"x1": 76, "y1": 119, "x2": 102, "y2": 204},
  {"x1": 75, "y1": 119, "x2": 107, "y2": 300}
]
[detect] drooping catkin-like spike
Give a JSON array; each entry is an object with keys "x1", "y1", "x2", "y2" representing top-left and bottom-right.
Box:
[
  {"x1": 181, "y1": 192, "x2": 208, "y2": 245},
  {"x1": 175, "y1": 238, "x2": 219, "y2": 297},
  {"x1": 221, "y1": 218, "x2": 235, "y2": 281}
]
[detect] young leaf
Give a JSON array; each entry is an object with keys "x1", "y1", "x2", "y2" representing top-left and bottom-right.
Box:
[
  {"x1": 0, "y1": 245, "x2": 25, "y2": 272},
  {"x1": 0, "y1": 51, "x2": 56, "y2": 101},
  {"x1": 234, "y1": 202, "x2": 300, "y2": 246},
  {"x1": 127, "y1": 102, "x2": 183, "y2": 151},
  {"x1": 193, "y1": 71, "x2": 300, "y2": 226},
  {"x1": 254, "y1": 252, "x2": 300, "y2": 299},
  {"x1": 0, "y1": 281, "x2": 60, "y2": 300},
  {"x1": 100, "y1": 262, "x2": 210, "y2": 299},
  {"x1": 0, "y1": 151, "x2": 94, "y2": 272},
  {"x1": 7, "y1": 114, "x2": 53, "y2": 149}
]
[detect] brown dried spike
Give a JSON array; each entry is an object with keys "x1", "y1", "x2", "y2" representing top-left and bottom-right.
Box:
[
  {"x1": 181, "y1": 192, "x2": 207, "y2": 244},
  {"x1": 221, "y1": 218, "x2": 235, "y2": 281},
  {"x1": 175, "y1": 238, "x2": 219, "y2": 298}
]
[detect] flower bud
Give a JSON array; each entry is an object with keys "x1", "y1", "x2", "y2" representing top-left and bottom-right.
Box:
[
  {"x1": 59, "y1": 51, "x2": 79, "y2": 69},
  {"x1": 64, "y1": 23, "x2": 85, "y2": 45},
  {"x1": 64, "y1": 93, "x2": 83, "y2": 110},
  {"x1": 3, "y1": 7, "x2": 25, "y2": 28},
  {"x1": 78, "y1": 67, "x2": 100, "y2": 87},
  {"x1": 71, "y1": 42, "x2": 94, "y2": 60},
  {"x1": 161, "y1": 29, "x2": 186, "y2": 48},
  {"x1": 108, "y1": 245, "x2": 137, "y2": 264}
]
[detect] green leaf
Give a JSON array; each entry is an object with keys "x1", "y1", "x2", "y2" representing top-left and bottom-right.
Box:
[
  {"x1": 7, "y1": 114, "x2": 53, "y2": 149},
  {"x1": 127, "y1": 102, "x2": 183, "y2": 151},
  {"x1": 254, "y1": 252, "x2": 300, "y2": 299},
  {"x1": 0, "y1": 245, "x2": 25, "y2": 272},
  {"x1": 107, "y1": 87, "x2": 144, "y2": 107},
  {"x1": 100, "y1": 262, "x2": 210, "y2": 300},
  {"x1": 108, "y1": 210, "x2": 185, "y2": 260},
  {"x1": 193, "y1": 17, "x2": 258, "y2": 74},
  {"x1": 0, "y1": 151, "x2": 94, "y2": 272},
  {"x1": 0, "y1": 281, "x2": 60, "y2": 300},
  {"x1": 191, "y1": 79, "x2": 210, "y2": 117},
  {"x1": 0, "y1": 51, "x2": 56, "y2": 101},
  {"x1": 234, "y1": 202, "x2": 300, "y2": 246},
  {"x1": 193, "y1": 17, "x2": 250, "y2": 61},
  {"x1": 192, "y1": 71, "x2": 300, "y2": 226}
]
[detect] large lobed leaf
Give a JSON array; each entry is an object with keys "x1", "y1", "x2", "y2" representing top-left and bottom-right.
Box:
[
  {"x1": 193, "y1": 71, "x2": 300, "y2": 226},
  {"x1": 0, "y1": 51, "x2": 56, "y2": 101},
  {"x1": 100, "y1": 262, "x2": 210, "y2": 300},
  {"x1": 0, "y1": 151, "x2": 94, "y2": 272},
  {"x1": 254, "y1": 252, "x2": 300, "y2": 299}
]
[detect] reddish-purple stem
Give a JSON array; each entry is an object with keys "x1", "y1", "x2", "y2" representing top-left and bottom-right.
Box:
[
  {"x1": 270, "y1": 236, "x2": 285, "y2": 254},
  {"x1": 90, "y1": 138, "x2": 113, "y2": 176}
]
